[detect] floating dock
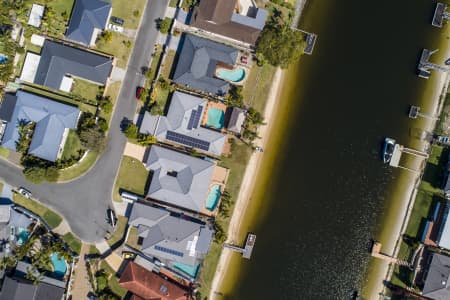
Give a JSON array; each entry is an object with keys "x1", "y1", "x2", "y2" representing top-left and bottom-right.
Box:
[
  {"x1": 408, "y1": 105, "x2": 439, "y2": 120},
  {"x1": 303, "y1": 33, "x2": 317, "y2": 55},
  {"x1": 417, "y1": 49, "x2": 450, "y2": 79},
  {"x1": 223, "y1": 233, "x2": 256, "y2": 259},
  {"x1": 432, "y1": 3, "x2": 450, "y2": 28},
  {"x1": 388, "y1": 141, "x2": 428, "y2": 173}
]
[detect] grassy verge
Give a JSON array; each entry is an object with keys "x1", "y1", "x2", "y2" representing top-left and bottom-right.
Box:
[
  {"x1": 112, "y1": 0, "x2": 146, "y2": 29},
  {"x1": 72, "y1": 79, "x2": 101, "y2": 102},
  {"x1": 101, "y1": 81, "x2": 122, "y2": 122},
  {"x1": 0, "y1": 146, "x2": 9, "y2": 158},
  {"x1": 242, "y1": 63, "x2": 276, "y2": 113},
  {"x1": 62, "y1": 232, "x2": 82, "y2": 254},
  {"x1": 62, "y1": 130, "x2": 83, "y2": 160},
  {"x1": 198, "y1": 139, "x2": 253, "y2": 295},
  {"x1": 89, "y1": 244, "x2": 100, "y2": 255},
  {"x1": 100, "y1": 260, "x2": 128, "y2": 298},
  {"x1": 13, "y1": 193, "x2": 62, "y2": 229},
  {"x1": 153, "y1": 84, "x2": 171, "y2": 110},
  {"x1": 146, "y1": 45, "x2": 163, "y2": 85},
  {"x1": 57, "y1": 151, "x2": 99, "y2": 182},
  {"x1": 161, "y1": 49, "x2": 176, "y2": 79},
  {"x1": 107, "y1": 216, "x2": 128, "y2": 247},
  {"x1": 95, "y1": 32, "x2": 133, "y2": 68},
  {"x1": 113, "y1": 156, "x2": 148, "y2": 202},
  {"x1": 169, "y1": 0, "x2": 178, "y2": 7},
  {"x1": 125, "y1": 227, "x2": 140, "y2": 249}
]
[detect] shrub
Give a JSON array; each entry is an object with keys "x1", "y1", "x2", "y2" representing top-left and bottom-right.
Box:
[
  {"x1": 79, "y1": 128, "x2": 106, "y2": 151},
  {"x1": 99, "y1": 99, "x2": 113, "y2": 114},
  {"x1": 158, "y1": 18, "x2": 172, "y2": 34},
  {"x1": 45, "y1": 166, "x2": 59, "y2": 182},
  {"x1": 133, "y1": 9, "x2": 140, "y2": 17},
  {"x1": 98, "y1": 118, "x2": 109, "y2": 133},
  {"x1": 124, "y1": 124, "x2": 138, "y2": 139},
  {"x1": 23, "y1": 167, "x2": 46, "y2": 184}
]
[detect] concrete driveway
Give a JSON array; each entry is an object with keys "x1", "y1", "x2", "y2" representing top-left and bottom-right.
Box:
[{"x1": 0, "y1": 0, "x2": 169, "y2": 243}]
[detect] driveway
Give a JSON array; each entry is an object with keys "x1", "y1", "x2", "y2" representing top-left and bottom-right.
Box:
[{"x1": 0, "y1": 0, "x2": 169, "y2": 243}]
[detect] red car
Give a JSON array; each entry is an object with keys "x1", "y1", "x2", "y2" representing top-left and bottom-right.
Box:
[{"x1": 136, "y1": 86, "x2": 144, "y2": 100}]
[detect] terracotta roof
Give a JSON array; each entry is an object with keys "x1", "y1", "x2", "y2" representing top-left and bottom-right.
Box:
[
  {"x1": 119, "y1": 262, "x2": 189, "y2": 300},
  {"x1": 189, "y1": 0, "x2": 267, "y2": 45}
]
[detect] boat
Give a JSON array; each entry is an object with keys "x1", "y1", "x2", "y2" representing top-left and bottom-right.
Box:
[{"x1": 382, "y1": 138, "x2": 396, "y2": 163}]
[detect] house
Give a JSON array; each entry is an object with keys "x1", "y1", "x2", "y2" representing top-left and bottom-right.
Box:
[
  {"x1": 144, "y1": 145, "x2": 228, "y2": 215},
  {"x1": 0, "y1": 91, "x2": 80, "y2": 162},
  {"x1": 190, "y1": 0, "x2": 267, "y2": 45},
  {"x1": 139, "y1": 91, "x2": 226, "y2": 155},
  {"x1": 119, "y1": 261, "x2": 189, "y2": 300},
  {"x1": 444, "y1": 154, "x2": 450, "y2": 198},
  {"x1": 421, "y1": 201, "x2": 450, "y2": 250},
  {"x1": 0, "y1": 261, "x2": 66, "y2": 300},
  {"x1": 419, "y1": 252, "x2": 450, "y2": 299},
  {"x1": 27, "y1": 4, "x2": 45, "y2": 28},
  {"x1": 20, "y1": 40, "x2": 113, "y2": 92},
  {"x1": 66, "y1": 0, "x2": 112, "y2": 46},
  {"x1": 225, "y1": 106, "x2": 245, "y2": 134},
  {"x1": 173, "y1": 34, "x2": 239, "y2": 96},
  {"x1": 128, "y1": 202, "x2": 213, "y2": 278}
]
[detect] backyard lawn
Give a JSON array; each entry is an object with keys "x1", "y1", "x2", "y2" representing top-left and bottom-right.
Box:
[
  {"x1": 72, "y1": 79, "x2": 100, "y2": 102},
  {"x1": 62, "y1": 130, "x2": 83, "y2": 160},
  {"x1": 13, "y1": 193, "x2": 63, "y2": 229},
  {"x1": 95, "y1": 32, "x2": 133, "y2": 68},
  {"x1": 100, "y1": 260, "x2": 127, "y2": 297},
  {"x1": 242, "y1": 63, "x2": 276, "y2": 113},
  {"x1": 62, "y1": 232, "x2": 82, "y2": 254},
  {"x1": 126, "y1": 227, "x2": 140, "y2": 249},
  {"x1": 112, "y1": 0, "x2": 146, "y2": 29},
  {"x1": 113, "y1": 156, "x2": 148, "y2": 201},
  {"x1": 107, "y1": 216, "x2": 128, "y2": 247}
]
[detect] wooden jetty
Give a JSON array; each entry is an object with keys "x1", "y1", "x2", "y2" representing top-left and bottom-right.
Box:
[
  {"x1": 291, "y1": 27, "x2": 318, "y2": 55},
  {"x1": 417, "y1": 49, "x2": 450, "y2": 79},
  {"x1": 371, "y1": 242, "x2": 410, "y2": 267},
  {"x1": 409, "y1": 106, "x2": 439, "y2": 120},
  {"x1": 223, "y1": 233, "x2": 256, "y2": 259},
  {"x1": 389, "y1": 142, "x2": 428, "y2": 173},
  {"x1": 432, "y1": 3, "x2": 450, "y2": 28}
]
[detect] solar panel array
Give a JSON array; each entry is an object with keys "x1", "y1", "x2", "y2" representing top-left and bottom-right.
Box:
[
  {"x1": 166, "y1": 130, "x2": 210, "y2": 151},
  {"x1": 154, "y1": 245, "x2": 184, "y2": 257},
  {"x1": 187, "y1": 105, "x2": 203, "y2": 130}
]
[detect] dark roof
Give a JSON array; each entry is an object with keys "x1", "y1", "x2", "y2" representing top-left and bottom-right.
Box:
[
  {"x1": 190, "y1": 0, "x2": 267, "y2": 45},
  {"x1": 66, "y1": 0, "x2": 111, "y2": 45},
  {"x1": 34, "y1": 40, "x2": 112, "y2": 90},
  {"x1": 0, "y1": 276, "x2": 65, "y2": 300},
  {"x1": 0, "y1": 93, "x2": 17, "y2": 122},
  {"x1": 173, "y1": 34, "x2": 238, "y2": 95},
  {"x1": 226, "y1": 107, "x2": 245, "y2": 133},
  {"x1": 422, "y1": 252, "x2": 450, "y2": 298},
  {"x1": 119, "y1": 262, "x2": 189, "y2": 300}
]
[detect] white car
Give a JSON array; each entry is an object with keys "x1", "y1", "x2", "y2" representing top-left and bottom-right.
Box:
[
  {"x1": 107, "y1": 23, "x2": 124, "y2": 33},
  {"x1": 17, "y1": 187, "x2": 32, "y2": 199}
]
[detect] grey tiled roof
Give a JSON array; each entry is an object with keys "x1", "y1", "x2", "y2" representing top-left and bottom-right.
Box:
[
  {"x1": 423, "y1": 252, "x2": 450, "y2": 298},
  {"x1": 129, "y1": 202, "x2": 213, "y2": 268},
  {"x1": 34, "y1": 40, "x2": 112, "y2": 90},
  {"x1": 140, "y1": 92, "x2": 226, "y2": 155},
  {"x1": 66, "y1": 0, "x2": 111, "y2": 45},
  {"x1": 145, "y1": 145, "x2": 215, "y2": 213},
  {"x1": 0, "y1": 91, "x2": 80, "y2": 161},
  {"x1": 226, "y1": 107, "x2": 245, "y2": 134},
  {"x1": 173, "y1": 34, "x2": 238, "y2": 95}
]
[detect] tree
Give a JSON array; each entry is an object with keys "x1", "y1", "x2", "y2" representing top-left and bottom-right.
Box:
[
  {"x1": 98, "y1": 118, "x2": 108, "y2": 133},
  {"x1": 23, "y1": 166, "x2": 46, "y2": 184},
  {"x1": 225, "y1": 86, "x2": 244, "y2": 107},
  {"x1": 124, "y1": 124, "x2": 138, "y2": 139},
  {"x1": 45, "y1": 166, "x2": 59, "y2": 182},
  {"x1": 247, "y1": 107, "x2": 264, "y2": 125},
  {"x1": 97, "y1": 31, "x2": 113, "y2": 44},
  {"x1": 99, "y1": 98, "x2": 113, "y2": 114},
  {"x1": 79, "y1": 127, "x2": 106, "y2": 151},
  {"x1": 256, "y1": 22, "x2": 306, "y2": 68},
  {"x1": 138, "y1": 134, "x2": 157, "y2": 146},
  {"x1": 158, "y1": 18, "x2": 171, "y2": 34}
]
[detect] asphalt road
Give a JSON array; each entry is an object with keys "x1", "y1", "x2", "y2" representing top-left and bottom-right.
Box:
[{"x1": 0, "y1": 0, "x2": 169, "y2": 243}]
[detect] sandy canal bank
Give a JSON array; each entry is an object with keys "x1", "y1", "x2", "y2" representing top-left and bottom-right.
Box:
[
  {"x1": 209, "y1": 68, "x2": 284, "y2": 299},
  {"x1": 365, "y1": 57, "x2": 450, "y2": 298}
]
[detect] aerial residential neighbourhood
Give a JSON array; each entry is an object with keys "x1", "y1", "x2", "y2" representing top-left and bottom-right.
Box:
[{"x1": 0, "y1": 0, "x2": 309, "y2": 298}]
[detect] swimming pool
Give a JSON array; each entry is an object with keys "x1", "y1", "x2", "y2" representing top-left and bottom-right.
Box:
[
  {"x1": 16, "y1": 228, "x2": 29, "y2": 246},
  {"x1": 0, "y1": 54, "x2": 7, "y2": 64},
  {"x1": 206, "y1": 108, "x2": 225, "y2": 130},
  {"x1": 206, "y1": 185, "x2": 221, "y2": 211},
  {"x1": 51, "y1": 253, "x2": 67, "y2": 278},
  {"x1": 172, "y1": 262, "x2": 199, "y2": 278},
  {"x1": 216, "y1": 67, "x2": 246, "y2": 83}
]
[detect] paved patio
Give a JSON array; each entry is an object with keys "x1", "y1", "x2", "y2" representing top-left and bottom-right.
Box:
[{"x1": 123, "y1": 142, "x2": 147, "y2": 162}]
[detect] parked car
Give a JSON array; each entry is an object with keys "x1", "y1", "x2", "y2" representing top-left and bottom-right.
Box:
[
  {"x1": 110, "y1": 16, "x2": 124, "y2": 26},
  {"x1": 17, "y1": 187, "x2": 32, "y2": 199},
  {"x1": 107, "y1": 23, "x2": 124, "y2": 33},
  {"x1": 240, "y1": 56, "x2": 248, "y2": 64},
  {"x1": 136, "y1": 86, "x2": 144, "y2": 100}
]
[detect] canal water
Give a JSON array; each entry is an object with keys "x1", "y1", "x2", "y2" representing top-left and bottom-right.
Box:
[{"x1": 217, "y1": 0, "x2": 450, "y2": 299}]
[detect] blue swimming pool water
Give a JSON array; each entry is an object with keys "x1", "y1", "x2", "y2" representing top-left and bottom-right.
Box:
[
  {"x1": 206, "y1": 108, "x2": 224, "y2": 130},
  {"x1": 51, "y1": 253, "x2": 67, "y2": 278},
  {"x1": 173, "y1": 262, "x2": 199, "y2": 278},
  {"x1": 0, "y1": 54, "x2": 7, "y2": 64},
  {"x1": 206, "y1": 185, "x2": 221, "y2": 211},
  {"x1": 16, "y1": 228, "x2": 29, "y2": 246},
  {"x1": 216, "y1": 67, "x2": 246, "y2": 82}
]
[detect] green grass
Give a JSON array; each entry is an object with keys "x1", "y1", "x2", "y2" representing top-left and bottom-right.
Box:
[
  {"x1": 62, "y1": 232, "x2": 82, "y2": 254},
  {"x1": 100, "y1": 260, "x2": 128, "y2": 298},
  {"x1": 107, "y1": 216, "x2": 128, "y2": 247},
  {"x1": 58, "y1": 151, "x2": 99, "y2": 182},
  {"x1": 146, "y1": 45, "x2": 163, "y2": 86},
  {"x1": 113, "y1": 156, "x2": 148, "y2": 202},
  {"x1": 169, "y1": 0, "x2": 178, "y2": 7},
  {"x1": 62, "y1": 130, "x2": 83, "y2": 160},
  {"x1": 112, "y1": 0, "x2": 146, "y2": 29},
  {"x1": 126, "y1": 227, "x2": 140, "y2": 249},
  {"x1": 95, "y1": 33, "x2": 133, "y2": 68},
  {"x1": 47, "y1": 0, "x2": 75, "y2": 18},
  {"x1": 100, "y1": 81, "x2": 122, "y2": 122},
  {"x1": 0, "y1": 147, "x2": 9, "y2": 158},
  {"x1": 13, "y1": 193, "x2": 62, "y2": 229},
  {"x1": 72, "y1": 79, "x2": 101, "y2": 102},
  {"x1": 89, "y1": 244, "x2": 100, "y2": 255},
  {"x1": 198, "y1": 139, "x2": 253, "y2": 295},
  {"x1": 153, "y1": 85, "x2": 170, "y2": 109},
  {"x1": 0, "y1": 182, "x2": 3, "y2": 194},
  {"x1": 242, "y1": 63, "x2": 276, "y2": 113},
  {"x1": 161, "y1": 50, "x2": 176, "y2": 79}
]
